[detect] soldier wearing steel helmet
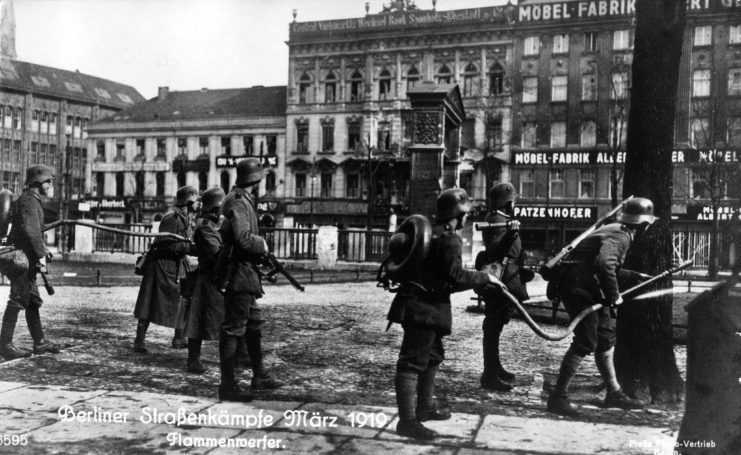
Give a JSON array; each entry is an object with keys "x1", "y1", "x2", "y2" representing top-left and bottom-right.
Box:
[
  {"x1": 133, "y1": 185, "x2": 198, "y2": 353},
  {"x1": 476, "y1": 182, "x2": 532, "y2": 393},
  {"x1": 0, "y1": 165, "x2": 60, "y2": 360},
  {"x1": 387, "y1": 188, "x2": 501, "y2": 441},
  {"x1": 216, "y1": 158, "x2": 282, "y2": 402},
  {"x1": 547, "y1": 197, "x2": 656, "y2": 417},
  {"x1": 183, "y1": 187, "x2": 227, "y2": 374}
]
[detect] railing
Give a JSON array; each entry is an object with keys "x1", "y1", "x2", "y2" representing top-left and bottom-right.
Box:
[
  {"x1": 671, "y1": 221, "x2": 727, "y2": 269},
  {"x1": 261, "y1": 228, "x2": 318, "y2": 260},
  {"x1": 338, "y1": 229, "x2": 392, "y2": 262},
  {"x1": 92, "y1": 223, "x2": 153, "y2": 254}
]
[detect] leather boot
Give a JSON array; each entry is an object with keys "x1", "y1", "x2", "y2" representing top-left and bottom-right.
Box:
[
  {"x1": 134, "y1": 320, "x2": 149, "y2": 353},
  {"x1": 172, "y1": 328, "x2": 186, "y2": 349},
  {"x1": 218, "y1": 336, "x2": 252, "y2": 402},
  {"x1": 236, "y1": 334, "x2": 251, "y2": 368},
  {"x1": 187, "y1": 338, "x2": 205, "y2": 374},
  {"x1": 246, "y1": 330, "x2": 284, "y2": 390},
  {"x1": 26, "y1": 306, "x2": 60, "y2": 355},
  {"x1": 395, "y1": 368, "x2": 437, "y2": 440},
  {"x1": 547, "y1": 347, "x2": 584, "y2": 417},
  {"x1": 482, "y1": 317, "x2": 515, "y2": 387},
  {"x1": 0, "y1": 306, "x2": 31, "y2": 360},
  {"x1": 416, "y1": 364, "x2": 450, "y2": 421}
]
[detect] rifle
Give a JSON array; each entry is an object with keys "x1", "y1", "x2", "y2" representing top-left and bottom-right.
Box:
[
  {"x1": 539, "y1": 196, "x2": 634, "y2": 280},
  {"x1": 474, "y1": 222, "x2": 509, "y2": 231},
  {"x1": 257, "y1": 252, "x2": 305, "y2": 292}
]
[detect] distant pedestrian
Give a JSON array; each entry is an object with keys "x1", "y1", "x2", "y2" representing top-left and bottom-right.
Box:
[
  {"x1": 0, "y1": 165, "x2": 60, "y2": 360},
  {"x1": 133, "y1": 186, "x2": 198, "y2": 353}
]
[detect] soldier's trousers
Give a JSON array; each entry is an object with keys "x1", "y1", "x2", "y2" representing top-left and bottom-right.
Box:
[
  {"x1": 396, "y1": 324, "x2": 444, "y2": 373},
  {"x1": 562, "y1": 290, "x2": 615, "y2": 356}
]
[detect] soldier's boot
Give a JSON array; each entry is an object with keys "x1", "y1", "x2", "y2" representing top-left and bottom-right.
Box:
[
  {"x1": 395, "y1": 368, "x2": 437, "y2": 440},
  {"x1": 218, "y1": 335, "x2": 253, "y2": 402},
  {"x1": 481, "y1": 320, "x2": 513, "y2": 391},
  {"x1": 416, "y1": 364, "x2": 451, "y2": 422},
  {"x1": 0, "y1": 306, "x2": 31, "y2": 360},
  {"x1": 546, "y1": 347, "x2": 584, "y2": 417},
  {"x1": 186, "y1": 338, "x2": 206, "y2": 374},
  {"x1": 596, "y1": 348, "x2": 644, "y2": 410},
  {"x1": 236, "y1": 334, "x2": 251, "y2": 368},
  {"x1": 133, "y1": 320, "x2": 149, "y2": 353},
  {"x1": 172, "y1": 328, "x2": 187, "y2": 349},
  {"x1": 246, "y1": 330, "x2": 284, "y2": 390},
  {"x1": 26, "y1": 306, "x2": 60, "y2": 355}
]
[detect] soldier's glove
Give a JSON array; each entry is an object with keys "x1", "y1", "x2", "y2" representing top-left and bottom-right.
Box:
[
  {"x1": 36, "y1": 259, "x2": 48, "y2": 274},
  {"x1": 46, "y1": 252, "x2": 53, "y2": 262},
  {"x1": 487, "y1": 273, "x2": 504, "y2": 288},
  {"x1": 506, "y1": 220, "x2": 521, "y2": 232}
]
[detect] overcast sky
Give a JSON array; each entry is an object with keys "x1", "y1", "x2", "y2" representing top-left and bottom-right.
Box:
[{"x1": 13, "y1": 0, "x2": 506, "y2": 99}]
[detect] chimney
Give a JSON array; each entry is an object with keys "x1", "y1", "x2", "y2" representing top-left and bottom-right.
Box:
[{"x1": 157, "y1": 86, "x2": 169, "y2": 102}]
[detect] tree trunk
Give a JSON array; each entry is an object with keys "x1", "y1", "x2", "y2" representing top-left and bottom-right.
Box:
[{"x1": 615, "y1": 0, "x2": 686, "y2": 403}]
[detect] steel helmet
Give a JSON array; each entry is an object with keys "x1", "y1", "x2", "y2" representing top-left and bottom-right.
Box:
[
  {"x1": 25, "y1": 164, "x2": 55, "y2": 186},
  {"x1": 236, "y1": 158, "x2": 264, "y2": 187},
  {"x1": 617, "y1": 197, "x2": 658, "y2": 225},
  {"x1": 489, "y1": 182, "x2": 517, "y2": 210},
  {"x1": 436, "y1": 188, "x2": 472, "y2": 222},
  {"x1": 200, "y1": 187, "x2": 225, "y2": 212},
  {"x1": 175, "y1": 185, "x2": 198, "y2": 207}
]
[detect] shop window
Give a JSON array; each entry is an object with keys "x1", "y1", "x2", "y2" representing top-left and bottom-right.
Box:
[
  {"x1": 582, "y1": 74, "x2": 597, "y2": 101},
  {"x1": 489, "y1": 63, "x2": 504, "y2": 95},
  {"x1": 523, "y1": 77, "x2": 538, "y2": 103},
  {"x1": 325, "y1": 72, "x2": 337, "y2": 103},
  {"x1": 378, "y1": 68, "x2": 392, "y2": 100},
  {"x1": 550, "y1": 122, "x2": 566, "y2": 148}
]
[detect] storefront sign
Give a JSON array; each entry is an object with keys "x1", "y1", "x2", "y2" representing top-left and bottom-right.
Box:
[
  {"x1": 513, "y1": 149, "x2": 741, "y2": 165},
  {"x1": 685, "y1": 205, "x2": 741, "y2": 221},
  {"x1": 518, "y1": 0, "x2": 738, "y2": 22},
  {"x1": 257, "y1": 201, "x2": 282, "y2": 213},
  {"x1": 672, "y1": 149, "x2": 741, "y2": 163},
  {"x1": 514, "y1": 205, "x2": 598, "y2": 220},
  {"x1": 79, "y1": 199, "x2": 128, "y2": 210},
  {"x1": 172, "y1": 159, "x2": 210, "y2": 173},
  {"x1": 286, "y1": 200, "x2": 368, "y2": 215},
  {"x1": 91, "y1": 162, "x2": 170, "y2": 172},
  {"x1": 216, "y1": 155, "x2": 278, "y2": 168}
]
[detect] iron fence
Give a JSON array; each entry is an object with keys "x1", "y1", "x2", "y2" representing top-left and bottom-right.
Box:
[
  {"x1": 261, "y1": 228, "x2": 318, "y2": 260},
  {"x1": 337, "y1": 229, "x2": 392, "y2": 262},
  {"x1": 92, "y1": 224, "x2": 152, "y2": 254}
]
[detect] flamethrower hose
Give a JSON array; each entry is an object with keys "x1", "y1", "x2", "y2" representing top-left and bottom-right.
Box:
[
  {"x1": 42, "y1": 220, "x2": 187, "y2": 242},
  {"x1": 496, "y1": 259, "x2": 694, "y2": 342}
]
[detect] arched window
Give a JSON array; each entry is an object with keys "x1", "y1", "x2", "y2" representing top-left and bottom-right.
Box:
[
  {"x1": 489, "y1": 63, "x2": 505, "y2": 95},
  {"x1": 349, "y1": 70, "x2": 364, "y2": 102},
  {"x1": 177, "y1": 171, "x2": 186, "y2": 188},
  {"x1": 325, "y1": 72, "x2": 337, "y2": 103},
  {"x1": 406, "y1": 66, "x2": 420, "y2": 92},
  {"x1": 298, "y1": 73, "x2": 311, "y2": 104},
  {"x1": 462, "y1": 63, "x2": 478, "y2": 97},
  {"x1": 436, "y1": 64, "x2": 452, "y2": 84},
  {"x1": 198, "y1": 172, "x2": 208, "y2": 192},
  {"x1": 220, "y1": 171, "x2": 230, "y2": 193},
  {"x1": 378, "y1": 68, "x2": 392, "y2": 100}
]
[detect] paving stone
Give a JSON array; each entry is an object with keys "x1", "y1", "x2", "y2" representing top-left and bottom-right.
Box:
[
  {"x1": 338, "y1": 437, "x2": 457, "y2": 455},
  {"x1": 0, "y1": 408, "x2": 55, "y2": 434},
  {"x1": 0, "y1": 385, "x2": 107, "y2": 413},
  {"x1": 382, "y1": 412, "x2": 480, "y2": 445},
  {"x1": 98, "y1": 390, "x2": 214, "y2": 415},
  {"x1": 26, "y1": 419, "x2": 154, "y2": 444},
  {"x1": 0, "y1": 381, "x2": 25, "y2": 393}
]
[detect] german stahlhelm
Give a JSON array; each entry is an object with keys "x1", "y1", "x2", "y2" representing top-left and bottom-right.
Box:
[
  {"x1": 175, "y1": 185, "x2": 199, "y2": 207},
  {"x1": 384, "y1": 214, "x2": 432, "y2": 282},
  {"x1": 25, "y1": 164, "x2": 55, "y2": 186},
  {"x1": 436, "y1": 188, "x2": 472, "y2": 222},
  {"x1": 617, "y1": 197, "x2": 658, "y2": 225},
  {"x1": 236, "y1": 158, "x2": 264, "y2": 187},
  {"x1": 200, "y1": 187, "x2": 225, "y2": 212},
  {"x1": 489, "y1": 182, "x2": 517, "y2": 210}
]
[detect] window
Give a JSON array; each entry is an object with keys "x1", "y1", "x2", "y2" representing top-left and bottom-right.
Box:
[
  {"x1": 521, "y1": 122, "x2": 537, "y2": 148},
  {"x1": 346, "y1": 173, "x2": 360, "y2": 198},
  {"x1": 39, "y1": 111, "x2": 48, "y2": 133},
  {"x1": 295, "y1": 173, "x2": 307, "y2": 197},
  {"x1": 266, "y1": 136, "x2": 277, "y2": 155},
  {"x1": 135, "y1": 172, "x2": 145, "y2": 198},
  {"x1": 520, "y1": 170, "x2": 535, "y2": 198},
  {"x1": 74, "y1": 117, "x2": 82, "y2": 138},
  {"x1": 156, "y1": 172, "x2": 165, "y2": 197},
  {"x1": 729, "y1": 69, "x2": 741, "y2": 95},
  {"x1": 580, "y1": 121, "x2": 597, "y2": 147},
  {"x1": 730, "y1": 25, "x2": 741, "y2": 44},
  {"x1": 96, "y1": 141, "x2": 105, "y2": 160},
  {"x1": 30, "y1": 142, "x2": 39, "y2": 162},
  {"x1": 611, "y1": 72, "x2": 629, "y2": 99},
  {"x1": 221, "y1": 137, "x2": 231, "y2": 155},
  {"x1": 378, "y1": 68, "x2": 392, "y2": 100},
  {"x1": 244, "y1": 135, "x2": 254, "y2": 155},
  {"x1": 82, "y1": 118, "x2": 88, "y2": 139},
  {"x1": 694, "y1": 25, "x2": 712, "y2": 47},
  {"x1": 265, "y1": 172, "x2": 276, "y2": 193},
  {"x1": 349, "y1": 70, "x2": 364, "y2": 102},
  {"x1": 115, "y1": 142, "x2": 125, "y2": 160},
  {"x1": 402, "y1": 110, "x2": 414, "y2": 141},
  {"x1": 158, "y1": 138, "x2": 167, "y2": 158},
  {"x1": 584, "y1": 31, "x2": 598, "y2": 52},
  {"x1": 690, "y1": 118, "x2": 710, "y2": 148},
  {"x1": 198, "y1": 137, "x2": 208, "y2": 155},
  {"x1": 523, "y1": 77, "x2": 538, "y2": 103},
  {"x1": 692, "y1": 70, "x2": 711, "y2": 97},
  {"x1": 48, "y1": 113, "x2": 55, "y2": 134},
  {"x1": 322, "y1": 123, "x2": 334, "y2": 152},
  {"x1": 198, "y1": 172, "x2": 208, "y2": 192},
  {"x1": 298, "y1": 73, "x2": 311, "y2": 104},
  {"x1": 549, "y1": 169, "x2": 565, "y2": 198},
  {"x1": 613, "y1": 30, "x2": 632, "y2": 50},
  {"x1": 95, "y1": 173, "x2": 105, "y2": 196},
  {"x1": 296, "y1": 124, "x2": 309, "y2": 153},
  {"x1": 220, "y1": 171, "x2": 230, "y2": 193},
  {"x1": 524, "y1": 36, "x2": 540, "y2": 56},
  {"x1": 13, "y1": 108, "x2": 23, "y2": 130},
  {"x1": 31, "y1": 110, "x2": 39, "y2": 131},
  {"x1": 173, "y1": 138, "x2": 184, "y2": 157},
  {"x1": 487, "y1": 118, "x2": 503, "y2": 150},
  {"x1": 177, "y1": 172, "x2": 186, "y2": 188},
  {"x1": 348, "y1": 121, "x2": 361, "y2": 150},
  {"x1": 436, "y1": 64, "x2": 452, "y2": 85},
  {"x1": 579, "y1": 169, "x2": 596, "y2": 198},
  {"x1": 728, "y1": 117, "x2": 741, "y2": 146},
  {"x1": 12, "y1": 140, "x2": 20, "y2": 161},
  {"x1": 115, "y1": 173, "x2": 124, "y2": 197},
  {"x1": 462, "y1": 63, "x2": 478, "y2": 97},
  {"x1": 550, "y1": 122, "x2": 566, "y2": 148},
  {"x1": 320, "y1": 172, "x2": 332, "y2": 197},
  {"x1": 691, "y1": 169, "x2": 708, "y2": 199},
  {"x1": 325, "y1": 72, "x2": 337, "y2": 103},
  {"x1": 582, "y1": 74, "x2": 597, "y2": 101},
  {"x1": 65, "y1": 115, "x2": 73, "y2": 135},
  {"x1": 461, "y1": 118, "x2": 475, "y2": 150},
  {"x1": 3, "y1": 106, "x2": 12, "y2": 129},
  {"x1": 489, "y1": 63, "x2": 505, "y2": 95},
  {"x1": 609, "y1": 111, "x2": 628, "y2": 147},
  {"x1": 551, "y1": 75, "x2": 568, "y2": 102},
  {"x1": 378, "y1": 122, "x2": 391, "y2": 151},
  {"x1": 553, "y1": 34, "x2": 569, "y2": 54},
  {"x1": 406, "y1": 67, "x2": 420, "y2": 92}
]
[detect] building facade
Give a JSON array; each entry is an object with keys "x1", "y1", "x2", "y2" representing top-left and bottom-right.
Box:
[{"x1": 85, "y1": 86, "x2": 286, "y2": 224}]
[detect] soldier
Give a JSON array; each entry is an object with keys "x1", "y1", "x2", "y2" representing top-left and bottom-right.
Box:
[
  {"x1": 0, "y1": 165, "x2": 60, "y2": 360},
  {"x1": 477, "y1": 183, "x2": 531, "y2": 392},
  {"x1": 183, "y1": 187, "x2": 226, "y2": 374},
  {"x1": 133, "y1": 185, "x2": 198, "y2": 353},
  {"x1": 547, "y1": 197, "x2": 656, "y2": 416},
  {"x1": 387, "y1": 188, "x2": 501, "y2": 440},
  {"x1": 216, "y1": 158, "x2": 282, "y2": 402}
]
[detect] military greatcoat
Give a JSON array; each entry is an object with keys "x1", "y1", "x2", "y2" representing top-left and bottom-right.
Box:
[{"x1": 133, "y1": 206, "x2": 194, "y2": 328}]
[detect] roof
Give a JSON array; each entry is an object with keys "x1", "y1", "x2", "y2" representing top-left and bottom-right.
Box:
[
  {"x1": 0, "y1": 58, "x2": 145, "y2": 109},
  {"x1": 96, "y1": 86, "x2": 287, "y2": 124}
]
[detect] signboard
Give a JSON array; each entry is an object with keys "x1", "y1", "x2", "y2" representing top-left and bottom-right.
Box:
[
  {"x1": 685, "y1": 205, "x2": 741, "y2": 221},
  {"x1": 514, "y1": 205, "x2": 598, "y2": 220},
  {"x1": 91, "y1": 162, "x2": 170, "y2": 172},
  {"x1": 216, "y1": 155, "x2": 278, "y2": 168},
  {"x1": 172, "y1": 159, "x2": 210, "y2": 173},
  {"x1": 78, "y1": 199, "x2": 128, "y2": 210},
  {"x1": 286, "y1": 200, "x2": 368, "y2": 215},
  {"x1": 513, "y1": 149, "x2": 741, "y2": 165}
]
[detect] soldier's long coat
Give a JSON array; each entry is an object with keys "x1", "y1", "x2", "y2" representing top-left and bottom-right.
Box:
[{"x1": 133, "y1": 206, "x2": 194, "y2": 328}]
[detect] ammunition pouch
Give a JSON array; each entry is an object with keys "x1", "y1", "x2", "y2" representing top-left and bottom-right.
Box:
[{"x1": 0, "y1": 246, "x2": 29, "y2": 279}]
